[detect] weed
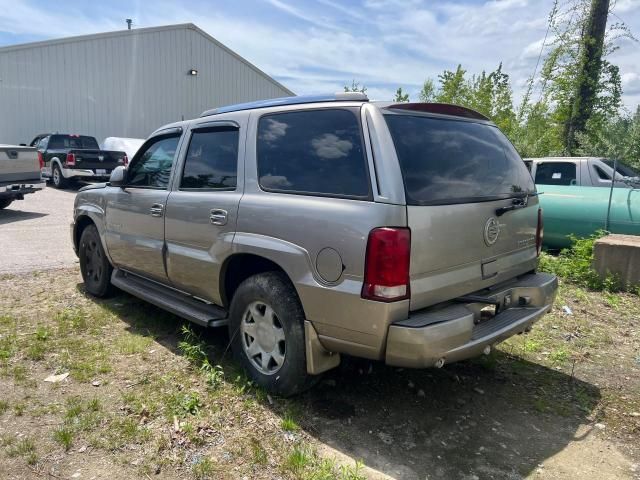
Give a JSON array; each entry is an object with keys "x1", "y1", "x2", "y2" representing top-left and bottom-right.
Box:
[
  {"x1": 116, "y1": 334, "x2": 152, "y2": 355},
  {"x1": 0, "y1": 433, "x2": 16, "y2": 447},
  {"x1": 549, "y1": 348, "x2": 569, "y2": 364},
  {"x1": 7, "y1": 437, "x2": 36, "y2": 458},
  {"x1": 281, "y1": 414, "x2": 300, "y2": 432},
  {"x1": 178, "y1": 325, "x2": 208, "y2": 365},
  {"x1": 26, "y1": 341, "x2": 47, "y2": 361},
  {"x1": 34, "y1": 325, "x2": 50, "y2": 341},
  {"x1": 55, "y1": 308, "x2": 88, "y2": 333},
  {"x1": 285, "y1": 445, "x2": 313, "y2": 475},
  {"x1": 250, "y1": 437, "x2": 268, "y2": 465},
  {"x1": 53, "y1": 427, "x2": 74, "y2": 451},
  {"x1": 13, "y1": 402, "x2": 26, "y2": 416},
  {"x1": 0, "y1": 400, "x2": 8, "y2": 415},
  {"x1": 192, "y1": 457, "x2": 216, "y2": 479},
  {"x1": 12, "y1": 365, "x2": 27, "y2": 382}
]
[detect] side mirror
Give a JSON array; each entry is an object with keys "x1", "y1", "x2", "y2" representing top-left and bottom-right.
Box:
[{"x1": 109, "y1": 166, "x2": 126, "y2": 187}]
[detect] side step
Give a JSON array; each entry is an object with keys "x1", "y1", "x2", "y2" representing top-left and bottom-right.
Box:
[{"x1": 111, "y1": 269, "x2": 228, "y2": 328}]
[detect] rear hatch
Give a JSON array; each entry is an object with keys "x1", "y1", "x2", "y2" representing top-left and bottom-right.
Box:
[{"x1": 383, "y1": 107, "x2": 539, "y2": 311}]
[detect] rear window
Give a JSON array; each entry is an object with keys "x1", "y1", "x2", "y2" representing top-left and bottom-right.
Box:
[
  {"x1": 48, "y1": 135, "x2": 99, "y2": 150},
  {"x1": 384, "y1": 113, "x2": 535, "y2": 205},
  {"x1": 257, "y1": 109, "x2": 370, "y2": 199}
]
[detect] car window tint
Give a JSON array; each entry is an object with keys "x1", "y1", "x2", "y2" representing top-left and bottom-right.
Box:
[
  {"x1": 534, "y1": 162, "x2": 576, "y2": 186},
  {"x1": 257, "y1": 109, "x2": 370, "y2": 198},
  {"x1": 594, "y1": 165, "x2": 610, "y2": 180},
  {"x1": 48, "y1": 135, "x2": 99, "y2": 149},
  {"x1": 385, "y1": 113, "x2": 535, "y2": 205},
  {"x1": 181, "y1": 128, "x2": 238, "y2": 189},
  {"x1": 127, "y1": 136, "x2": 180, "y2": 189}
]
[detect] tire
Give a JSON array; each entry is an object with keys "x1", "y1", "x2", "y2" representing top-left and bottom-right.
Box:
[
  {"x1": 79, "y1": 224, "x2": 113, "y2": 297},
  {"x1": 228, "y1": 271, "x2": 316, "y2": 397},
  {"x1": 51, "y1": 163, "x2": 68, "y2": 189},
  {"x1": 0, "y1": 199, "x2": 12, "y2": 210}
]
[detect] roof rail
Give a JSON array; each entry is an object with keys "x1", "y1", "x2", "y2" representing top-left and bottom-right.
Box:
[{"x1": 200, "y1": 92, "x2": 368, "y2": 117}]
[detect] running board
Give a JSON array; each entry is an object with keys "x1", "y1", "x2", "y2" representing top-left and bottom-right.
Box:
[{"x1": 111, "y1": 269, "x2": 228, "y2": 328}]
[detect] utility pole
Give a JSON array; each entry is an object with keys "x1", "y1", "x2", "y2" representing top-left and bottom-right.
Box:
[
  {"x1": 565, "y1": 0, "x2": 610, "y2": 154},
  {"x1": 126, "y1": 19, "x2": 132, "y2": 30}
]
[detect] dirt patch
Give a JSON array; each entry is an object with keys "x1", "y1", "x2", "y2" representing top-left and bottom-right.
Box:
[{"x1": 1, "y1": 269, "x2": 639, "y2": 479}]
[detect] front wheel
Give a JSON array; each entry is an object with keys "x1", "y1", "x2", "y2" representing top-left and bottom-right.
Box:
[
  {"x1": 79, "y1": 224, "x2": 113, "y2": 297},
  {"x1": 0, "y1": 199, "x2": 12, "y2": 210},
  {"x1": 228, "y1": 272, "x2": 316, "y2": 396}
]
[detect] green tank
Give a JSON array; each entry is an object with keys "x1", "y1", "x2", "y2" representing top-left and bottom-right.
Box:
[{"x1": 537, "y1": 185, "x2": 640, "y2": 249}]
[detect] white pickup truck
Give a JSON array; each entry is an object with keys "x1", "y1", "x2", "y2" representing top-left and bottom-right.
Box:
[
  {"x1": 524, "y1": 156, "x2": 640, "y2": 188},
  {"x1": 0, "y1": 144, "x2": 44, "y2": 209}
]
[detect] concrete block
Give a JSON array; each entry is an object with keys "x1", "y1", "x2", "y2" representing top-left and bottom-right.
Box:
[{"x1": 593, "y1": 234, "x2": 640, "y2": 289}]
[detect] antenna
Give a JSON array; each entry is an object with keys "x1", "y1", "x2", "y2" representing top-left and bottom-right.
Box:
[{"x1": 126, "y1": 19, "x2": 132, "y2": 30}]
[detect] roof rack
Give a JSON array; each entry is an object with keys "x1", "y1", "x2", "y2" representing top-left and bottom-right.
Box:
[{"x1": 200, "y1": 92, "x2": 368, "y2": 117}]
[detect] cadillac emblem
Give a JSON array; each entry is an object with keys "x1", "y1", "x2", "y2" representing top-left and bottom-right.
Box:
[{"x1": 484, "y1": 217, "x2": 500, "y2": 246}]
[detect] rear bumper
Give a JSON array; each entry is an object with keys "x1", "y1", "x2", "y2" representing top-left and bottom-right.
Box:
[
  {"x1": 0, "y1": 182, "x2": 45, "y2": 199},
  {"x1": 385, "y1": 272, "x2": 558, "y2": 368},
  {"x1": 61, "y1": 167, "x2": 111, "y2": 180}
]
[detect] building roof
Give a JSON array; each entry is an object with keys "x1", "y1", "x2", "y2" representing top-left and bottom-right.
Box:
[{"x1": 0, "y1": 23, "x2": 294, "y2": 96}]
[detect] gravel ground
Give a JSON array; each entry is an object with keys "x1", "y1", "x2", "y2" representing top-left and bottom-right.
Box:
[{"x1": 0, "y1": 185, "x2": 79, "y2": 274}]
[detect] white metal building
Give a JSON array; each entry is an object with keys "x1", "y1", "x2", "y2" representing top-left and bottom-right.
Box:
[{"x1": 0, "y1": 23, "x2": 293, "y2": 145}]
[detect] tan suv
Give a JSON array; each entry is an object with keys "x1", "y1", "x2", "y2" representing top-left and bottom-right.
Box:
[{"x1": 71, "y1": 93, "x2": 557, "y2": 396}]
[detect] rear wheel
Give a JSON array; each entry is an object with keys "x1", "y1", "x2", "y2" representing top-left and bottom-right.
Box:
[
  {"x1": 51, "y1": 164, "x2": 68, "y2": 189},
  {"x1": 0, "y1": 199, "x2": 12, "y2": 210},
  {"x1": 79, "y1": 224, "x2": 113, "y2": 297},
  {"x1": 228, "y1": 272, "x2": 316, "y2": 396}
]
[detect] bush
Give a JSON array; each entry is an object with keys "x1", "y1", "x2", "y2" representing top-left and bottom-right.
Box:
[{"x1": 538, "y1": 231, "x2": 620, "y2": 291}]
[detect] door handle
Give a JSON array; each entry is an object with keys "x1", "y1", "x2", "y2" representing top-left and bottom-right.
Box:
[
  {"x1": 210, "y1": 209, "x2": 228, "y2": 226},
  {"x1": 150, "y1": 203, "x2": 164, "y2": 217}
]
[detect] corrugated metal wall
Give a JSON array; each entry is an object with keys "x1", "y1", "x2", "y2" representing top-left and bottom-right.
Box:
[{"x1": 0, "y1": 24, "x2": 292, "y2": 145}]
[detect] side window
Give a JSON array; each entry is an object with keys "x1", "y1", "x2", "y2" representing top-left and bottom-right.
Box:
[
  {"x1": 594, "y1": 165, "x2": 611, "y2": 180},
  {"x1": 36, "y1": 137, "x2": 48, "y2": 150},
  {"x1": 256, "y1": 109, "x2": 370, "y2": 198},
  {"x1": 127, "y1": 135, "x2": 180, "y2": 189},
  {"x1": 180, "y1": 127, "x2": 239, "y2": 190},
  {"x1": 534, "y1": 162, "x2": 577, "y2": 186}
]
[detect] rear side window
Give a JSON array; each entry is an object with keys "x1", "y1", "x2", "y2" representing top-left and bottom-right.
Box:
[
  {"x1": 48, "y1": 135, "x2": 99, "y2": 149},
  {"x1": 535, "y1": 162, "x2": 576, "y2": 186},
  {"x1": 384, "y1": 113, "x2": 535, "y2": 205},
  {"x1": 181, "y1": 127, "x2": 239, "y2": 190},
  {"x1": 257, "y1": 109, "x2": 370, "y2": 198}
]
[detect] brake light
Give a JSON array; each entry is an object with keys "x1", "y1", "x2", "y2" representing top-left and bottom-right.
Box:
[
  {"x1": 37, "y1": 151, "x2": 44, "y2": 170},
  {"x1": 123, "y1": 154, "x2": 128, "y2": 166},
  {"x1": 536, "y1": 208, "x2": 544, "y2": 257},
  {"x1": 66, "y1": 152, "x2": 76, "y2": 166},
  {"x1": 362, "y1": 227, "x2": 411, "y2": 302}
]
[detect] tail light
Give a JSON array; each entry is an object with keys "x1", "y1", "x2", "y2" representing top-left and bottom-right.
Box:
[
  {"x1": 362, "y1": 227, "x2": 411, "y2": 302},
  {"x1": 65, "y1": 152, "x2": 76, "y2": 166},
  {"x1": 536, "y1": 208, "x2": 544, "y2": 257},
  {"x1": 37, "y1": 151, "x2": 44, "y2": 170},
  {"x1": 123, "y1": 154, "x2": 129, "y2": 166}
]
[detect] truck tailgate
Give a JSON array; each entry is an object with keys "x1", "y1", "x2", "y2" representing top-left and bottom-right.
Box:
[
  {"x1": 70, "y1": 149, "x2": 125, "y2": 170},
  {"x1": 0, "y1": 145, "x2": 41, "y2": 186}
]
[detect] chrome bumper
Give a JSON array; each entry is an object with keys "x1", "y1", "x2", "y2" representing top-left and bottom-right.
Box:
[
  {"x1": 385, "y1": 272, "x2": 558, "y2": 368},
  {"x1": 62, "y1": 168, "x2": 110, "y2": 179}
]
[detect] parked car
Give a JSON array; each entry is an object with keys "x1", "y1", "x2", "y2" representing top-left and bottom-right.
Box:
[
  {"x1": 524, "y1": 157, "x2": 640, "y2": 188},
  {"x1": 101, "y1": 137, "x2": 145, "y2": 160},
  {"x1": 72, "y1": 93, "x2": 557, "y2": 396},
  {"x1": 35, "y1": 134, "x2": 127, "y2": 189},
  {"x1": 0, "y1": 144, "x2": 44, "y2": 209},
  {"x1": 536, "y1": 185, "x2": 640, "y2": 249}
]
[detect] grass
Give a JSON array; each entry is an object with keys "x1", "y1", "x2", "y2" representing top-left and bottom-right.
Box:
[{"x1": 52, "y1": 427, "x2": 74, "y2": 451}]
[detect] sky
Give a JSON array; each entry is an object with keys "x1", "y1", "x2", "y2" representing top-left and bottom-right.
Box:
[{"x1": 1, "y1": 0, "x2": 639, "y2": 110}]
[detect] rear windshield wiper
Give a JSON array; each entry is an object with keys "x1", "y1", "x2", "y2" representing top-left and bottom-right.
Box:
[{"x1": 495, "y1": 192, "x2": 538, "y2": 217}]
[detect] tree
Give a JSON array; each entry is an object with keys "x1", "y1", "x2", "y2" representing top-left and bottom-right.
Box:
[
  {"x1": 344, "y1": 80, "x2": 367, "y2": 94},
  {"x1": 436, "y1": 65, "x2": 468, "y2": 104},
  {"x1": 565, "y1": 0, "x2": 611, "y2": 153},
  {"x1": 419, "y1": 79, "x2": 436, "y2": 102},
  {"x1": 393, "y1": 87, "x2": 410, "y2": 102}
]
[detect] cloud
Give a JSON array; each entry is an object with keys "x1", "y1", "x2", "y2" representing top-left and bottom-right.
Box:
[
  {"x1": 259, "y1": 174, "x2": 292, "y2": 188},
  {"x1": 260, "y1": 118, "x2": 289, "y2": 142},
  {"x1": 311, "y1": 133, "x2": 353, "y2": 159},
  {"x1": 622, "y1": 72, "x2": 640, "y2": 95}
]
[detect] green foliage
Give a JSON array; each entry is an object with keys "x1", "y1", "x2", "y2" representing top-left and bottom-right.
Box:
[
  {"x1": 538, "y1": 231, "x2": 624, "y2": 291},
  {"x1": 393, "y1": 87, "x2": 409, "y2": 102},
  {"x1": 343, "y1": 80, "x2": 367, "y2": 94},
  {"x1": 178, "y1": 325, "x2": 225, "y2": 389}
]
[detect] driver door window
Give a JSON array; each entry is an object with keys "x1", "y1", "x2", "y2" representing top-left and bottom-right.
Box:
[{"x1": 127, "y1": 136, "x2": 180, "y2": 189}]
